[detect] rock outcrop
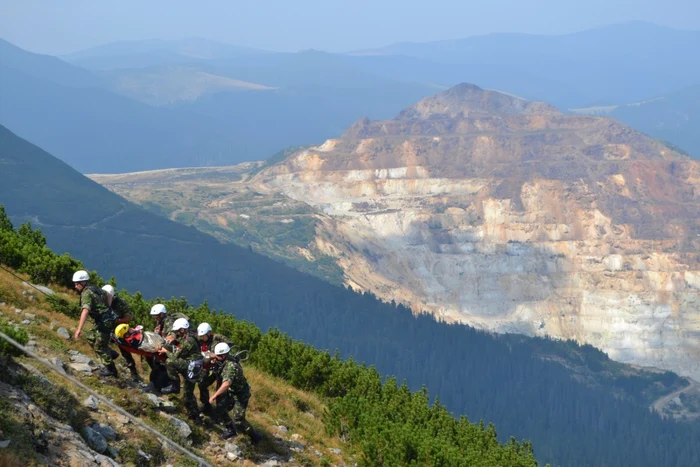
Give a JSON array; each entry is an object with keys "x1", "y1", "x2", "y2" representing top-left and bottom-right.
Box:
[{"x1": 257, "y1": 83, "x2": 700, "y2": 380}]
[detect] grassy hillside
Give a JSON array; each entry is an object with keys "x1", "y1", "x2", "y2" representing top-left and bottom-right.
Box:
[
  {"x1": 3, "y1": 125, "x2": 700, "y2": 466},
  {"x1": 0, "y1": 267, "x2": 356, "y2": 467}
]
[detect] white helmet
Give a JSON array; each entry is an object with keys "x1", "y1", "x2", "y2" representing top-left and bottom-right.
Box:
[
  {"x1": 72, "y1": 270, "x2": 89, "y2": 282},
  {"x1": 102, "y1": 284, "x2": 115, "y2": 296},
  {"x1": 172, "y1": 318, "x2": 189, "y2": 331},
  {"x1": 150, "y1": 304, "x2": 167, "y2": 315},
  {"x1": 214, "y1": 343, "x2": 230, "y2": 355},
  {"x1": 197, "y1": 323, "x2": 212, "y2": 337}
]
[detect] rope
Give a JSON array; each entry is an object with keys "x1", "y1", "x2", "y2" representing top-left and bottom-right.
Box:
[
  {"x1": 0, "y1": 264, "x2": 57, "y2": 298},
  {"x1": 0, "y1": 329, "x2": 213, "y2": 467}
]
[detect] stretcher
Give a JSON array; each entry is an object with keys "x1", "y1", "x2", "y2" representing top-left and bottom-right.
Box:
[
  {"x1": 117, "y1": 340, "x2": 168, "y2": 362},
  {"x1": 113, "y1": 327, "x2": 168, "y2": 362}
]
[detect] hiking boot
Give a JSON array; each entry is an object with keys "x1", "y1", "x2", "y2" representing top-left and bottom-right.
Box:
[
  {"x1": 200, "y1": 403, "x2": 213, "y2": 415},
  {"x1": 128, "y1": 366, "x2": 141, "y2": 383},
  {"x1": 190, "y1": 414, "x2": 203, "y2": 427},
  {"x1": 221, "y1": 423, "x2": 237, "y2": 440},
  {"x1": 160, "y1": 383, "x2": 181, "y2": 394},
  {"x1": 98, "y1": 363, "x2": 118, "y2": 377},
  {"x1": 248, "y1": 428, "x2": 262, "y2": 445}
]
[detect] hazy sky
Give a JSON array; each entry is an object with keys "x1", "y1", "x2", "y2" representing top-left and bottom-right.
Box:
[{"x1": 1, "y1": 0, "x2": 699, "y2": 55}]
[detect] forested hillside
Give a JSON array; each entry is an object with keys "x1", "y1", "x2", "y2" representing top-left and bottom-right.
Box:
[
  {"x1": 0, "y1": 212, "x2": 538, "y2": 466},
  {"x1": 2, "y1": 126, "x2": 700, "y2": 466}
]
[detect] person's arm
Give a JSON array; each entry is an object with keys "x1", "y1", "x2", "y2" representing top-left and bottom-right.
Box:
[
  {"x1": 115, "y1": 312, "x2": 132, "y2": 325},
  {"x1": 209, "y1": 380, "x2": 231, "y2": 404},
  {"x1": 113, "y1": 297, "x2": 132, "y2": 325},
  {"x1": 74, "y1": 308, "x2": 89, "y2": 339}
]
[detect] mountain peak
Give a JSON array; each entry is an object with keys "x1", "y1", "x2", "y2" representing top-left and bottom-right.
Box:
[{"x1": 396, "y1": 83, "x2": 560, "y2": 120}]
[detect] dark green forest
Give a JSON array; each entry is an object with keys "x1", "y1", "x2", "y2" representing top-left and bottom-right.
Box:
[{"x1": 2, "y1": 125, "x2": 700, "y2": 466}]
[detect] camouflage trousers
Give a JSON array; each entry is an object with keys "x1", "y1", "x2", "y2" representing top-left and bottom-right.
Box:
[
  {"x1": 165, "y1": 359, "x2": 198, "y2": 417},
  {"x1": 84, "y1": 328, "x2": 113, "y2": 366},
  {"x1": 219, "y1": 387, "x2": 252, "y2": 434},
  {"x1": 198, "y1": 371, "x2": 222, "y2": 405}
]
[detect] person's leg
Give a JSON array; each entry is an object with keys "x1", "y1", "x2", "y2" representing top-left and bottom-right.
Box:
[
  {"x1": 93, "y1": 330, "x2": 118, "y2": 377},
  {"x1": 183, "y1": 379, "x2": 201, "y2": 424},
  {"x1": 161, "y1": 360, "x2": 182, "y2": 394},
  {"x1": 198, "y1": 371, "x2": 217, "y2": 409},
  {"x1": 119, "y1": 347, "x2": 140, "y2": 381},
  {"x1": 217, "y1": 392, "x2": 237, "y2": 439}
]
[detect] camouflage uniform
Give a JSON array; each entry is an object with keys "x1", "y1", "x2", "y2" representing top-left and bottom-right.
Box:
[
  {"x1": 111, "y1": 295, "x2": 138, "y2": 370},
  {"x1": 165, "y1": 332, "x2": 200, "y2": 416},
  {"x1": 81, "y1": 286, "x2": 116, "y2": 366},
  {"x1": 111, "y1": 295, "x2": 132, "y2": 322},
  {"x1": 154, "y1": 312, "x2": 190, "y2": 339},
  {"x1": 147, "y1": 312, "x2": 189, "y2": 372},
  {"x1": 217, "y1": 356, "x2": 254, "y2": 436},
  {"x1": 198, "y1": 334, "x2": 229, "y2": 406}
]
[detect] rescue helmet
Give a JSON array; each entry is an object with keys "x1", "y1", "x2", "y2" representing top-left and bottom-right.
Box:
[
  {"x1": 72, "y1": 270, "x2": 89, "y2": 282},
  {"x1": 197, "y1": 322, "x2": 212, "y2": 337},
  {"x1": 172, "y1": 317, "x2": 189, "y2": 331},
  {"x1": 214, "y1": 342, "x2": 231, "y2": 355},
  {"x1": 102, "y1": 284, "x2": 115, "y2": 296},
  {"x1": 150, "y1": 304, "x2": 167, "y2": 316},
  {"x1": 114, "y1": 323, "x2": 129, "y2": 338}
]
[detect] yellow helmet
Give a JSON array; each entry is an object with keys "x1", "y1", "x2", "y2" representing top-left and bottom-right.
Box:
[{"x1": 114, "y1": 323, "x2": 129, "y2": 339}]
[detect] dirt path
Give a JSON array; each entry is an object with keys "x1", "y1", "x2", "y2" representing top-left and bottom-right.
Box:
[{"x1": 651, "y1": 378, "x2": 700, "y2": 417}]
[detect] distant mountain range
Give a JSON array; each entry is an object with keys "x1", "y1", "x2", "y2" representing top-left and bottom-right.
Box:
[{"x1": 1, "y1": 21, "x2": 698, "y2": 173}]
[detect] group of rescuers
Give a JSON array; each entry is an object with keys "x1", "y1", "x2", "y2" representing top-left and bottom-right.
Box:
[{"x1": 70, "y1": 269, "x2": 262, "y2": 444}]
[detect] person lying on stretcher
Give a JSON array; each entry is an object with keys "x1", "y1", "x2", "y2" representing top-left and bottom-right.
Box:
[{"x1": 114, "y1": 323, "x2": 166, "y2": 355}]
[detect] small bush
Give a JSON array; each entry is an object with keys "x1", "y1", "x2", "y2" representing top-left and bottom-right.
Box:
[{"x1": 0, "y1": 319, "x2": 29, "y2": 357}]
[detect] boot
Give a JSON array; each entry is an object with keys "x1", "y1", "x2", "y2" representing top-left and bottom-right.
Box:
[
  {"x1": 128, "y1": 366, "x2": 141, "y2": 383},
  {"x1": 98, "y1": 362, "x2": 118, "y2": 377},
  {"x1": 200, "y1": 402, "x2": 213, "y2": 415},
  {"x1": 221, "y1": 423, "x2": 237, "y2": 440},
  {"x1": 160, "y1": 382, "x2": 181, "y2": 394},
  {"x1": 190, "y1": 414, "x2": 203, "y2": 426}
]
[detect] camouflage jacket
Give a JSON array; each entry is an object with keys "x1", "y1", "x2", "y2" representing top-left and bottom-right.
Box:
[
  {"x1": 111, "y1": 295, "x2": 131, "y2": 320},
  {"x1": 154, "y1": 312, "x2": 189, "y2": 338},
  {"x1": 80, "y1": 286, "x2": 114, "y2": 328},
  {"x1": 168, "y1": 333, "x2": 200, "y2": 362},
  {"x1": 199, "y1": 333, "x2": 228, "y2": 354},
  {"x1": 220, "y1": 357, "x2": 250, "y2": 395}
]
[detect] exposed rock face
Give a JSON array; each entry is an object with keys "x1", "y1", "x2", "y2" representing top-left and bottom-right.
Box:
[{"x1": 258, "y1": 83, "x2": 700, "y2": 380}]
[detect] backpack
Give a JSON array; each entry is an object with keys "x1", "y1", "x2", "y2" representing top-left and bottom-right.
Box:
[
  {"x1": 186, "y1": 359, "x2": 205, "y2": 383},
  {"x1": 87, "y1": 286, "x2": 117, "y2": 328}
]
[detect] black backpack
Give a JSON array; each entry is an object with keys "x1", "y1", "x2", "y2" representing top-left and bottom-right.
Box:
[{"x1": 186, "y1": 359, "x2": 205, "y2": 383}]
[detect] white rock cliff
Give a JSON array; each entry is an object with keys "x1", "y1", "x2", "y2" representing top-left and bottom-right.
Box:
[{"x1": 258, "y1": 84, "x2": 700, "y2": 381}]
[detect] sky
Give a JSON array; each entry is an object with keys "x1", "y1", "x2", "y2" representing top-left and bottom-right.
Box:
[{"x1": 1, "y1": 0, "x2": 699, "y2": 55}]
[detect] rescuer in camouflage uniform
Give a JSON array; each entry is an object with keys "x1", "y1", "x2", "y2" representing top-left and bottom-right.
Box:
[
  {"x1": 195, "y1": 322, "x2": 230, "y2": 413},
  {"x1": 144, "y1": 304, "x2": 189, "y2": 392},
  {"x1": 72, "y1": 270, "x2": 119, "y2": 377},
  {"x1": 208, "y1": 342, "x2": 262, "y2": 443},
  {"x1": 102, "y1": 284, "x2": 140, "y2": 381},
  {"x1": 157, "y1": 317, "x2": 202, "y2": 424}
]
